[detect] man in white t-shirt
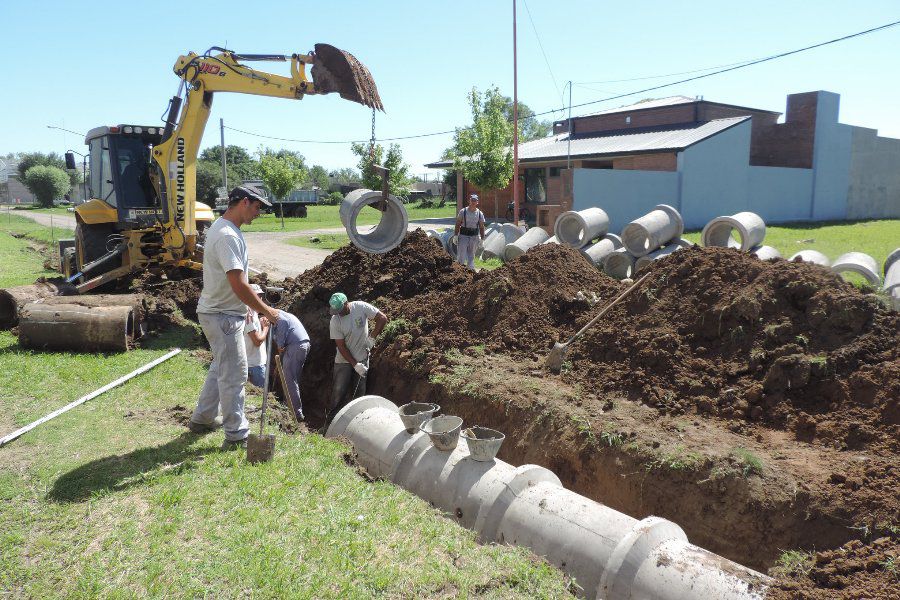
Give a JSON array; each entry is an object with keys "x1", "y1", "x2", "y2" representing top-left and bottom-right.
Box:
[
  {"x1": 453, "y1": 193, "x2": 486, "y2": 270},
  {"x1": 189, "y1": 185, "x2": 280, "y2": 449},
  {"x1": 244, "y1": 284, "x2": 269, "y2": 388},
  {"x1": 327, "y1": 292, "x2": 387, "y2": 420}
]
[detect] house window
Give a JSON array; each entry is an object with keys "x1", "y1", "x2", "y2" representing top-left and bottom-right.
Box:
[
  {"x1": 625, "y1": 116, "x2": 631, "y2": 124},
  {"x1": 524, "y1": 168, "x2": 546, "y2": 204},
  {"x1": 549, "y1": 167, "x2": 561, "y2": 177}
]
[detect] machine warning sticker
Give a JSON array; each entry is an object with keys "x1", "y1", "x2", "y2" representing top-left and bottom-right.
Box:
[{"x1": 128, "y1": 209, "x2": 162, "y2": 218}]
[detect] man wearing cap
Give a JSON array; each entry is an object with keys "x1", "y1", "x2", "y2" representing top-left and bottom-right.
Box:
[
  {"x1": 244, "y1": 284, "x2": 270, "y2": 388},
  {"x1": 271, "y1": 308, "x2": 311, "y2": 422},
  {"x1": 189, "y1": 185, "x2": 280, "y2": 449},
  {"x1": 327, "y1": 292, "x2": 388, "y2": 419},
  {"x1": 453, "y1": 193, "x2": 486, "y2": 270}
]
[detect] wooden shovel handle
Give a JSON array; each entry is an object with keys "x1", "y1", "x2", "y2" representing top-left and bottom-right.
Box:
[{"x1": 565, "y1": 272, "x2": 653, "y2": 345}]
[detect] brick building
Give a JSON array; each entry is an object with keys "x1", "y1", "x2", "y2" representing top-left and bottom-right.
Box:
[{"x1": 427, "y1": 91, "x2": 900, "y2": 232}]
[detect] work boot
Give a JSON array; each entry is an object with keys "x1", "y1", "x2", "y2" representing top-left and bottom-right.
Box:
[
  {"x1": 221, "y1": 438, "x2": 248, "y2": 450},
  {"x1": 187, "y1": 416, "x2": 223, "y2": 434}
]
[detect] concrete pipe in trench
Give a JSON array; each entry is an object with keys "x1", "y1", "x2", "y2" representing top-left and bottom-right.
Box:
[
  {"x1": 603, "y1": 248, "x2": 637, "y2": 280},
  {"x1": 582, "y1": 234, "x2": 623, "y2": 269},
  {"x1": 504, "y1": 227, "x2": 550, "y2": 261},
  {"x1": 554, "y1": 208, "x2": 610, "y2": 249},
  {"x1": 788, "y1": 250, "x2": 830, "y2": 267},
  {"x1": 327, "y1": 396, "x2": 771, "y2": 600},
  {"x1": 701, "y1": 212, "x2": 766, "y2": 251},
  {"x1": 634, "y1": 239, "x2": 694, "y2": 273},
  {"x1": 831, "y1": 252, "x2": 882, "y2": 286},
  {"x1": 621, "y1": 204, "x2": 684, "y2": 257},
  {"x1": 883, "y1": 248, "x2": 900, "y2": 310},
  {"x1": 482, "y1": 224, "x2": 525, "y2": 261},
  {"x1": 750, "y1": 245, "x2": 782, "y2": 260},
  {"x1": 339, "y1": 189, "x2": 409, "y2": 254}
]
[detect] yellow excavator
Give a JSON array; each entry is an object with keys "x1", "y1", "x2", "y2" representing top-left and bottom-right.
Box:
[{"x1": 0, "y1": 44, "x2": 381, "y2": 350}]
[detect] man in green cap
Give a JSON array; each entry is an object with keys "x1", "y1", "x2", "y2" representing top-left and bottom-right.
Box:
[{"x1": 327, "y1": 292, "x2": 388, "y2": 419}]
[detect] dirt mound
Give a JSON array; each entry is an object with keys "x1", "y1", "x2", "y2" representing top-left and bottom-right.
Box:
[
  {"x1": 131, "y1": 269, "x2": 203, "y2": 328},
  {"x1": 768, "y1": 537, "x2": 899, "y2": 599}
]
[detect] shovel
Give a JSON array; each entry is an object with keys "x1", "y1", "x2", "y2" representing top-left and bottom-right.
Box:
[
  {"x1": 247, "y1": 327, "x2": 276, "y2": 464},
  {"x1": 545, "y1": 272, "x2": 652, "y2": 373}
]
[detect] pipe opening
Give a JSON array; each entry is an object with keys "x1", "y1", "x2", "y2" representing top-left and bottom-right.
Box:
[{"x1": 0, "y1": 292, "x2": 16, "y2": 329}]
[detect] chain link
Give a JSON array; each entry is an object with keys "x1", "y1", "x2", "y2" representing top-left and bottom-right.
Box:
[{"x1": 368, "y1": 108, "x2": 376, "y2": 160}]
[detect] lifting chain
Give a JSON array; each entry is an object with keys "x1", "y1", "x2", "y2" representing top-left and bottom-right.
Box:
[{"x1": 368, "y1": 107, "x2": 377, "y2": 161}]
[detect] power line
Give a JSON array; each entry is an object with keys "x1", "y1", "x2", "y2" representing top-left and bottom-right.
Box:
[{"x1": 523, "y1": 0, "x2": 563, "y2": 108}]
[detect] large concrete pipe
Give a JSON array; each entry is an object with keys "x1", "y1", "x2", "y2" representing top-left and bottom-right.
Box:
[
  {"x1": 541, "y1": 235, "x2": 560, "y2": 245},
  {"x1": 701, "y1": 212, "x2": 766, "y2": 251},
  {"x1": 482, "y1": 223, "x2": 525, "y2": 260},
  {"x1": 504, "y1": 227, "x2": 550, "y2": 261},
  {"x1": 634, "y1": 239, "x2": 694, "y2": 273},
  {"x1": 340, "y1": 189, "x2": 409, "y2": 254},
  {"x1": 750, "y1": 245, "x2": 782, "y2": 260},
  {"x1": 554, "y1": 208, "x2": 610, "y2": 249},
  {"x1": 621, "y1": 204, "x2": 684, "y2": 257},
  {"x1": 883, "y1": 248, "x2": 900, "y2": 310},
  {"x1": 438, "y1": 228, "x2": 458, "y2": 256},
  {"x1": 603, "y1": 248, "x2": 636, "y2": 280},
  {"x1": 582, "y1": 234, "x2": 623, "y2": 269},
  {"x1": 327, "y1": 397, "x2": 770, "y2": 600},
  {"x1": 0, "y1": 280, "x2": 75, "y2": 329},
  {"x1": 18, "y1": 303, "x2": 135, "y2": 352},
  {"x1": 788, "y1": 250, "x2": 830, "y2": 267},
  {"x1": 831, "y1": 252, "x2": 882, "y2": 286}
]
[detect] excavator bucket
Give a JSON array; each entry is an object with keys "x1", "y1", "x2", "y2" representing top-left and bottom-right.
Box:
[{"x1": 311, "y1": 44, "x2": 384, "y2": 111}]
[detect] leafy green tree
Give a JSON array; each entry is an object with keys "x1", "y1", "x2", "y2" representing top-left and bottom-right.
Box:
[
  {"x1": 17, "y1": 151, "x2": 81, "y2": 188},
  {"x1": 196, "y1": 160, "x2": 241, "y2": 205},
  {"x1": 308, "y1": 165, "x2": 330, "y2": 190},
  {"x1": 23, "y1": 165, "x2": 71, "y2": 208},
  {"x1": 350, "y1": 142, "x2": 412, "y2": 198},
  {"x1": 450, "y1": 86, "x2": 515, "y2": 216},
  {"x1": 199, "y1": 145, "x2": 258, "y2": 181},
  {"x1": 331, "y1": 167, "x2": 360, "y2": 186},
  {"x1": 500, "y1": 96, "x2": 552, "y2": 141},
  {"x1": 257, "y1": 153, "x2": 307, "y2": 204}
]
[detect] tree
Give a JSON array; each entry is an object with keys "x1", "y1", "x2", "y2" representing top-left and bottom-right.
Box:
[
  {"x1": 199, "y1": 145, "x2": 259, "y2": 181},
  {"x1": 308, "y1": 165, "x2": 330, "y2": 190},
  {"x1": 257, "y1": 153, "x2": 307, "y2": 205},
  {"x1": 196, "y1": 160, "x2": 241, "y2": 205},
  {"x1": 450, "y1": 86, "x2": 515, "y2": 217},
  {"x1": 500, "y1": 96, "x2": 552, "y2": 141},
  {"x1": 24, "y1": 165, "x2": 71, "y2": 208},
  {"x1": 17, "y1": 151, "x2": 81, "y2": 188},
  {"x1": 331, "y1": 167, "x2": 360, "y2": 186},
  {"x1": 350, "y1": 142, "x2": 412, "y2": 198}
]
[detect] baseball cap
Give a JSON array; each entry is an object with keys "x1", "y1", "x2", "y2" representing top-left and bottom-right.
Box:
[
  {"x1": 469, "y1": 193, "x2": 479, "y2": 202},
  {"x1": 329, "y1": 292, "x2": 348, "y2": 315},
  {"x1": 229, "y1": 184, "x2": 272, "y2": 207},
  {"x1": 249, "y1": 284, "x2": 264, "y2": 295}
]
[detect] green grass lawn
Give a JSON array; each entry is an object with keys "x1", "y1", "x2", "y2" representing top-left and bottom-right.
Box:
[
  {"x1": 244, "y1": 202, "x2": 455, "y2": 233},
  {"x1": 0, "y1": 224, "x2": 572, "y2": 598}
]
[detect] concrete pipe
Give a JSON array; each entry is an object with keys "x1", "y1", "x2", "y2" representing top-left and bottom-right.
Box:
[
  {"x1": 327, "y1": 397, "x2": 770, "y2": 600},
  {"x1": 482, "y1": 224, "x2": 525, "y2": 261},
  {"x1": 882, "y1": 248, "x2": 900, "y2": 310},
  {"x1": 750, "y1": 245, "x2": 782, "y2": 260},
  {"x1": 339, "y1": 189, "x2": 409, "y2": 254},
  {"x1": 18, "y1": 303, "x2": 135, "y2": 352},
  {"x1": 0, "y1": 280, "x2": 75, "y2": 329},
  {"x1": 788, "y1": 250, "x2": 830, "y2": 267},
  {"x1": 621, "y1": 204, "x2": 684, "y2": 257},
  {"x1": 438, "y1": 229, "x2": 457, "y2": 256},
  {"x1": 582, "y1": 234, "x2": 623, "y2": 269},
  {"x1": 504, "y1": 227, "x2": 550, "y2": 261},
  {"x1": 701, "y1": 212, "x2": 766, "y2": 251},
  {"x1": 541, "y1": 235, "x2": 560, "y2": 245},
  {"x1": 603, "y1": 248, "x2": 636, "y2": 280},
  {"x1": 634, "y1": 239, "x2": 694, "y2": 273},
  {"x1": 831, "y1": 252, "x2": 882, "y2": 286},
  {"x1": 554, "y1": 208, "x2": 610, "y2": 249}
]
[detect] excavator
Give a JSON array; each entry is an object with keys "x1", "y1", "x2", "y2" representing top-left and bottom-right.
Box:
[{"x1": 0, "y1": 44, "x2": 382, "y2": 350}]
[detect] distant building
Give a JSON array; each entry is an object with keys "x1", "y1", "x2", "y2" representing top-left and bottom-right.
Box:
[{"x1": 427, "y1": 91, "x2": 900, "y2": 232}]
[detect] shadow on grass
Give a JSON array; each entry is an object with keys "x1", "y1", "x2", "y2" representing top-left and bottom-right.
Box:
[{"x1": 47, "y1": 432, "x2": 215, "y2": 503}]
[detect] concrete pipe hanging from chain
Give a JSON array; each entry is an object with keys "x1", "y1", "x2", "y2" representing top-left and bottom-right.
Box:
[
  {"x1": 554, "y1": 207, "x2": 610, "y2": 249},
  {"x1": 327, "y1": 396, "x2": 771, "y2": 600},
  {"x1": 340, "y1": 189, "x2": 409, "y2": 254},
  {"x1": 621, "y1": 204, "x2": 684, "y2": 257},
  {"x1": 701, "y1": 212, "x2": 766, "y2": 251}
]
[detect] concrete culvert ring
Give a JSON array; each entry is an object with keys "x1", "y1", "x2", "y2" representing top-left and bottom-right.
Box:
[
  {"x1": 554, "y1": 208, "x2": 609, "y2": 249},
  {"x1": 339, "y1": 189, "x2": 409, "y2": 254},
  {"x1": 701, "y1": 212, "x2": 766, "y2": 251},
  {"x1": 603, "y1": 249, "x2": 635, "y2": 279},
  {"x1": 831, "y1": 252, "x2": 882, "y2": 286},
  {"x1": 621, "y1": 204, "x2": 684, "y2": 257}
]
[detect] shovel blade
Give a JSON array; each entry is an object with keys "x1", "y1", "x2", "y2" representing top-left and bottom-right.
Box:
[
  {"x1": 545, "y1": 342, "x2": 568, "y2": 373},
  {"x1": 247, "y1": 433, "x2": 276, "y2": 464},
  {"x1": 311, "y1": 43, "x2": 383, "y2": 111}
]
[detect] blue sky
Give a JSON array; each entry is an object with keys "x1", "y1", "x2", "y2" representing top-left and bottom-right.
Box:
[{"x1": 1, "y1": 0, "x2": 898, "y2": 179}]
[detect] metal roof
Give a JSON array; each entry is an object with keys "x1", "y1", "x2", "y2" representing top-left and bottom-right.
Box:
[
  {"x1": 426, "y1": 116, "x2": 750, "y2": 168},
  {"x1": 583, "y1": 95, "x2": 697, "y2": 116}
]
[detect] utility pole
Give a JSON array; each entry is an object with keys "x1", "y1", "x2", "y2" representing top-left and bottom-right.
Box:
[
  {"x1": 566, "y1": 81, "x2": 573, "y2": 170},
  {"x1": 512, "y1": 0, "x2": 520, "y2": 226},
  {"x1": 219, "y1": 118, "x2": 228, "y2": 191}
]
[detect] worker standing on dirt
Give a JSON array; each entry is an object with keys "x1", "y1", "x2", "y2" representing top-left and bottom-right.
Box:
[
  {"x1": 244, "y1": 284, "x2": 270, "y2": 388},
  {"x1": 271, "y1": 309, "x2": 311, "y2": 422},
  {"x1": 453, "y1": 193, "x2": 486, "y2": 270},
  {"x1": 189, "y1": 185, "x2": 279, "y2": 450},
  {"x1": 327, "y1": 292, "x2": 388, "y2": 418}
]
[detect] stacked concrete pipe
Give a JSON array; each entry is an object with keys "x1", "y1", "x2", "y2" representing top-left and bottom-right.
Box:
[
  {"x1": 882, "y1": 248, "x2": 900, "y2": 310},
  {"x1": 788, "y1": 250, "x2": 830, "y2": 267},
  {"x1": 582, "y1": 234, "x2": 623, "y2": 268},
  {"x1": 482, "y1": 223, "x2": 525, "y2": 260},
  {"x1": 701, "y1": 212, "x2": 766, "y2": 251},
  {"x1": 327, "y1": 396, "x2": 771, "y2": 600},
  {"x1": 831, "y1": 252, "x2": 882, "y2": 286},
  {"x1": 438, "y1": 229, "x2": 458, "y2": 256},
  {"x1": 504, "y1": 227, "x2": 550, "y2": 261},
  {"x1": 750, "y1": 246, "x2": 782, "y2": 260},
  {"x1": 554, "y1": 208, "x2": 610, "y2": 249},
  {"x1": 603, "y1": 248, "x2": 636, "y2": 280},
  {"x1": 340, "y1": 189, "x2": 409, "y2": 254},
  {"x1": 634, "y1": 239, "x2": 694, "y2": 273},
  {"x1": 621, "y1": 204, "x2": 684, "y2": 257}
]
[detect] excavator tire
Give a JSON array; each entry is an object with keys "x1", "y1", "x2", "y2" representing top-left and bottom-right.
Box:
[{"x1": 75, "y1": 221, "x2": 118, "y2": 280}]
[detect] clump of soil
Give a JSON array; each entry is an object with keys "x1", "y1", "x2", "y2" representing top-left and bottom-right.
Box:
[
  {"x1": 768, "y1": 537, "x2": 899, "y2": 599},
  {"x1": 131, "y1": 269, "x2": 202, "y2": 326}
]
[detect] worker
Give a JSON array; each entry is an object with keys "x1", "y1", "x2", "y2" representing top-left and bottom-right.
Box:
[
  {"x1": 327, "y1": 292, "x2": 388, "y2": 419},
  {"x1": 453, "y1": 193, "x2": 486, "y2": 270},
  {"x1": 270, "y1": 309, "x2": 311, "y2": 422},
  {"x1": 244, "y1": 284, "x2": 269, "y2": 388},
  {"x1": 189, "y1": 185, "x2": 279, "y2": 450}
]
